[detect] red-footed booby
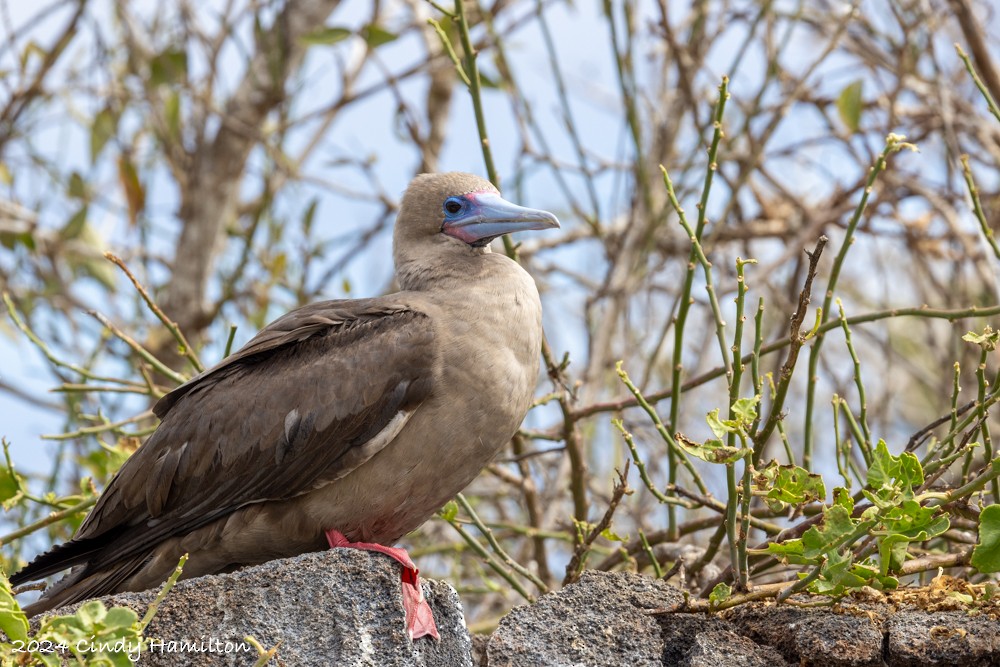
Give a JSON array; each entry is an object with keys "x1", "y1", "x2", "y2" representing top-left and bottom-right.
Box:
[{"x1": 12, "y1": 172, "x2": 558, "y2": 640}]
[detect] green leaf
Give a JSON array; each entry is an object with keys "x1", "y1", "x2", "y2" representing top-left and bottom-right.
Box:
[
  {"x1": 761, "y1": 538, "x2": 810, "y2": 565},
  {"x1": 802, "y1": 504, "x2": 860, "y2": 559},
  {"x1": 833, "y1": 487, "x2": 854, "y2": 512},
  {"x1": 866, "y1": 440, "x2": 895, "y2": 489},
  {"x1": 731, "y1": 396, "x2": 760, "y2": 424},
  {"x1": 301, "y1": 198, "x2": 319, "y2": 236},
  {"x1": 675, "y1": 433, "x2": 748, "y2": 465},
  {"x1": 705, "y1": 408, "x2": 731, "y2": 440},
  {"x1": 0, "y1": 467, "x2": 20, "y2": 507},
  {"x1": 972, "y1": 504, "x2": 1000, "y2": 573},
  {"x1": 101, "y1": 606, "x2": 138, "y2": 630},
  {"x1": 814, "y1": 549, "x2": 866, "y2": 594},
  {"x1": 117, "y1": 154, "x2": 145, "y2": 226},
  {"x1": 478, "y1": 70, "x2": 500, "y2": 89},
  {"x1": 67, "y1": 171, "x2": 87, "y2": 199},
  {"x1": 362, "y1": 24, "x2": 398, "y2": 48},
  {"x1": 601, "y1": 528, "x2": 627, "y2": 542},
  {"x1": 149, "y1": 48, "x2": 187, "y2": 87},
  {"x1": 876, "y1": 500, "x2": 949, "y2": 574},
  {"x1": 300, "y1": 26, "x2": 351, "y2": 46},
  {"x1": 0, "y1": 574, "x2": 29, "y2": 642},
  {"x1": 164, "y1": 90, "x2": 181, "y2": 142},
  {"x1": 439, "y1": 500, "x2": 459, "y2": 522},
  {"x1": 836, "y1": 79, "x2": 863, "y2": 132},
  {"x1": 60, "y1": 206, "x2": 88, "y2": 241},
  {"x1": 76, "y1": 600, "x2": 107, "y2": 627},
  {"x1": 865, "y1": 440, "x2": 923, "y2": 508},
  {"x1": 753, "y1": 460, "x2": 826, "y2": 512},
  {"x1": 877, "y1": 533, "x2": 912, "y2": 575},
  {"x1": 709, "y1": 582, "x2": 731, "y2": 605},
  {"x1": 90, "y1": 108, "x2": 117, "y2": 163},
  {"x1": 963, "y1": 326, "x2": 999, "y2": 351}
]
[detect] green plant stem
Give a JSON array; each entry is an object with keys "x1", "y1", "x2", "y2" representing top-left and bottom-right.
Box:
[
  {"x1": 41, "y1": 410, "x2": 155, "y2": 441},
  {"x1": 445, "y1": 515, "x2": 535, "y2": 602},
  {"x1": 737, "y1": 438, "x2": 752, "y2": 591},
  {"x1": 223, "y1": 324, "x2": 238, "y2": 358},
  {"x1": 803, "y1": 134, "x2": 916, "y2": 467},
  {"x1": 105, "y1": 252, "x2": 203, "y2": 373},
  {"x1": 960, "y1": 155, "x2": 1000, "y2": 259},
  {"x1": 775, "y1": 562, "x2": 824, "y2": 603},
  {"x1": 662, "y1": 77, "x2": 730, "y2": 539},
  {"x1": 836, "y1": 299, "x2": 872, "y2": 464},
  {"x1": 139, "y1": 553, "x2": 187, "y2": 631},
  {"x1": 974, "y1": 348, "x2": 999, "y2": 498},
  {"x1": 90, "y1": 311, "x2": 187, "y2": 385},
  {"x1": 3, "y1": 292, "x2": 130, "y2": 385},
  {"x1": 576, "y1": 302, "x2": 1000, "y2": 420},
  {"x1": 956, "y1": 43, "x2": 1000, "y2": 123},
  {"x1": 53, "y1": 382, "x2": 154, "y2": 395},
  {"x1": 612, "y1": 419, "x2": 695, "y2": 507},
  {"x1": 616, "y1": 363, "x2": 708, "y2": 494},
  {"x1": 832, "y1": 397, "x2": 850, "y2": 488},
  {"x1": 751, "y1": 298, "x2": 765, "y2": 424},
  {"x1": 452, "y1": 0, "x2": 515, "y2": 258},
  {"x1": 837, "y1": 397, "x2": 867, "y2": 454},
  {"x1": 950, "y1": 362, "x2": 962, "y2": 435},
  {"x1": 245, "y1": 636, "x2": 282, "y2": 667},
  {"x1": 925, "y1": 457, "x2": 1000, "y2": 503},
  {"x1": 662, "y1": 165, "x2": 733, "y2": 380},
  {"x1": 0, "y1": 497, "x2": 96, "y2": 547},
  {"x1": 638, "y1": 530, "x2": 663, "y2": 577},
  {"x1": 456, "y1": 493, "x2": 548, "y2": 592},
  {"x1": 924, "y1": 375, "x2": 1000, "y2": 474},
  {"x1": 725, "y1": 462, "x2": 740, "y2": 585}
]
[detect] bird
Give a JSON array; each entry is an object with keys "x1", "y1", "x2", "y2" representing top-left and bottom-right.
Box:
[{"x1": 11, "y1": 172, "x2": 559, "y2": 640}]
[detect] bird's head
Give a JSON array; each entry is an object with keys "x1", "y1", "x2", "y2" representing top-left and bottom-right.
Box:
[{"x1": 393, "y1": 173, "x2": 559, "y2": 285}]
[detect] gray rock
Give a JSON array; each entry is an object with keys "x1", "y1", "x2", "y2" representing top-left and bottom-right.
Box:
[
  {"x1": 726, "y1": 603, "x2": 884, "y2": 667},
  {"x1": 51, "y1": 549, "x2": 472, "y2": 666},
  {"x1": 885, "y1": 610, "x2": 1000, "y2": 667},
  {"x1": 33, "y1": 553, "x2": 1000, "y2": 666},
  {"x1": 486, "y1": 570, "x2": 683, "y2": 667},
  {"x1": 680, "y1": 629, "x2": 792, "y2": 667}
]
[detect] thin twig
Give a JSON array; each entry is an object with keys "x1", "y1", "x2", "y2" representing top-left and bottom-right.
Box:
[
  {"x1": 564, "y1": 463, "x2": 632, "y2": 585},
  {"x1": 105, "y1": 252, "x2": 204, "y2": 373}
]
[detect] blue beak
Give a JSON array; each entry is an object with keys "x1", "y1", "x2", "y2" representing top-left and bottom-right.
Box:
[{"x1": 442, "y1": 192, "x2": 560, "y2": 246}]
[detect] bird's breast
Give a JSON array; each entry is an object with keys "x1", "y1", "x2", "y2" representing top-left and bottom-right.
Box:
[{"x1": 301, "y1": 263, "x2": 543, "y2": 543}]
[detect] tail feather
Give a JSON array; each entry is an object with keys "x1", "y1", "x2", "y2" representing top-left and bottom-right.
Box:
[
  {"x1": 10, "y1": 527, "x2": 125, "y2": 586},
  {"x1": 20, "y1": 554, "x2": 149, "y2": 617}
]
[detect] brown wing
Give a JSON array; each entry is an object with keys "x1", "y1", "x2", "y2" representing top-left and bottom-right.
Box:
[{"x1": 12, "y1": 299, "x2": 436, "y2": 584}]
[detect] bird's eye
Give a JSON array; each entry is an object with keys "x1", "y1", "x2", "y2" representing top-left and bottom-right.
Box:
[{"x1": 444, "y1": 198, "x2": 464, "y2": 215}]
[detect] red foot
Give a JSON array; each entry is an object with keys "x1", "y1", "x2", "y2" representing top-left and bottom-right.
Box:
[{"x1": 325, "y1": 529, "x2": 440, "y2": 641}]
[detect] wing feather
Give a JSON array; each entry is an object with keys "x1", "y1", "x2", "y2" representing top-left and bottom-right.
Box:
[{"x1": 12, "y1": 299, "x2": 436, "y2": 585}]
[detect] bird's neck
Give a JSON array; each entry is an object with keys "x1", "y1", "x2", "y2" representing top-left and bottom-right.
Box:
[{"x1": 394, "y1": 243, "x2": 493, "y2": 292}]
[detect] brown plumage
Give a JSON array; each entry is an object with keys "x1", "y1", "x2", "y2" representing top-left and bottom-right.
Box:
[{"x1": 13, "y1": 172, "x2": 559, "y2": 616}]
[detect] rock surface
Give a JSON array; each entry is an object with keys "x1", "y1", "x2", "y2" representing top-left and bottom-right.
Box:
[
  {"x1": 485, "y1": 571, "x2": 789, "y2": 667},
  {"x1": 51, "y1": 549, "x2": 471, "y2": 667},
  {"x1": 484, "y1": 572, "x2": 1000, "y2": 667},
  {"x1": 35, "y1": 556, "x2": 1000, "y2": 666}
]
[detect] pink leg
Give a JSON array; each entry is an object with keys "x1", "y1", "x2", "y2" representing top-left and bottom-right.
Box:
[{"x1": 325, "y1": 529, "x2": 440, "y2": 641}]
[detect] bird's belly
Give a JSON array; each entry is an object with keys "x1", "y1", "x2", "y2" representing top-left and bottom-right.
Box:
[{"x1": 300, "y1": 365, "x2": 532, "y2": 544}]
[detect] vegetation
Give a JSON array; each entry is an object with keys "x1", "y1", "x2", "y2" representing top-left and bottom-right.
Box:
[{"x1": 1, "y1": 0, "x2": 1000, "y2": 661}]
